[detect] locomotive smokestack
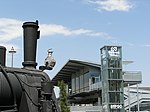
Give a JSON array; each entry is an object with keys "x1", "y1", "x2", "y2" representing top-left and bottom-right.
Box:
[
  {"x1": 22, "y1": 20, "x2": 40, "y2": 68},
  {"x1": 0, "y1": 46, "x2": 6, "y2": 66}
]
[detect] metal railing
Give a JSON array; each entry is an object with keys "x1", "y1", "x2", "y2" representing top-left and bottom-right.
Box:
[
  {"x1": 89, "y1": 82, "x2": 102, "y2": 91},
  {"x1": 123, "y1": 71, "x2": 142, "y2": 82}
]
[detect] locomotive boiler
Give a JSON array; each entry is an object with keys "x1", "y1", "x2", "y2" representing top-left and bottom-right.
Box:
[{"x1": 0, "y1": 21, "x2": 60, "y2": 112}]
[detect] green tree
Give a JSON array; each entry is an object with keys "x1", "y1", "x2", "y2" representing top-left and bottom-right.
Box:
[{"x1": 58, "y1": 80, "x2": 70, "y2": 112}]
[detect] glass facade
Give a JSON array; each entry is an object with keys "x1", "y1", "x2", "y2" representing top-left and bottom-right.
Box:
[
  {"x1": 71, "y1": 67, "x2": 101, "y2": 94},
  {"x1": 71, "y1": 68, "x2": 90, "y2": 94}
]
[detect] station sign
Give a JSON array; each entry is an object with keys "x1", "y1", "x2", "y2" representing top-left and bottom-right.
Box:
[
  {"x1": 110, "y1": 104, "x2": 122, "y2": 109},
  {"x1": 108, "y1": 47, "x2": 120, "y2": 57}
]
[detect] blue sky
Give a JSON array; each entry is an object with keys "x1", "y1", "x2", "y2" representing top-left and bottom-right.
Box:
[{"x1": 0, "y1": 0, "x2": 150, "y2": 87}]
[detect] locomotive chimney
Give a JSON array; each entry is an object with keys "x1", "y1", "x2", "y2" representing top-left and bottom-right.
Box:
[
  {"x1": 22, "y1": 20, "x2": 40, "y2": 68},
  {"x1": 0, "y1": 46, "x2": 6, "y2": 66}
]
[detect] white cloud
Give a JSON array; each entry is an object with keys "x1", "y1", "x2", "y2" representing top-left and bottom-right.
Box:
[
  {"x1": 86, "y1": 0, "x2": 133, "y2": 12},
  {"x1": 0, "y1": 18, "x2": 111, "y2": 42},
  {"x1": 40, "y1": 24, "x2": 111, "y2": 38},
  {"x1": 0, "y1": 18, "x2": 22, "y2": 42},
  {"x1": 143, "y1": 45, "x2": 150, "y2": 47}
]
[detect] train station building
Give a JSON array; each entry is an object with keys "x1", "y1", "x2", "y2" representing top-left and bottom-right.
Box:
[{"x1": 52, "y1": 46, "x2": 150, "y2": 112}]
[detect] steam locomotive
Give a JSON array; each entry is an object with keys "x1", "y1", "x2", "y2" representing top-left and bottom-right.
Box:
[{"x1": 0, "y1": 21, "x2": 60, "y2": 112}]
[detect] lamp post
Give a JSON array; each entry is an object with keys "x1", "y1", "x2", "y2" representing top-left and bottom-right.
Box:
[{"x1": 9, "y1": 47, "x2": 16, "y2": 67}]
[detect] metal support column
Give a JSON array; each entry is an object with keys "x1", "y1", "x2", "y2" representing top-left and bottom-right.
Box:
[
  {"x1": 128, "y1": 83, "x2": 130, "y2": 112},
  {"x1": 137, "y1": 84, "x2": 140, "y2": 112}
]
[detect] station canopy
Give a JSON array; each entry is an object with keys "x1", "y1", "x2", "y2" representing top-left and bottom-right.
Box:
[{"x1": 52, "y1": 59, "x2": 100, "y2": 86}]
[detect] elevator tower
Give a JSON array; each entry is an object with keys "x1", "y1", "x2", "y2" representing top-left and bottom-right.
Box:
[{"x1": 100, "y1": 46, "x2": 124, "y2": 112}]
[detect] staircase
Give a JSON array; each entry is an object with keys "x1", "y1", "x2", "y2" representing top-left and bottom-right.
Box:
[{"x1": 124, "y1": 88, "x2": 150, "y2": 110}]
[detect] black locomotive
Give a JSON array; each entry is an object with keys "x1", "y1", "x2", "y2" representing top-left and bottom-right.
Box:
[{"x1": 0, "y1": 21, "x2": 60, "y2": 112}]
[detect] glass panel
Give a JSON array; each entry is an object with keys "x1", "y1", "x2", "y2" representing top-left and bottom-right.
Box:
[
  {"x1": 84, "y1": 72, "x2": 89, "y2": 92},
  {"x1": 71, "y1": 74, "x2": 75, "y2": 93},
  {"x1": 108, "y1": 59, "x2": 121, "y2": 68},
  {"x1": 109, "y1": 92, "x2": 122, "y2": 103},
  {"x1": 76, "y1": 76, "x2": 79, "y2": 93},
  {"x1": 109, "y1": 81, "x2": 122, "y2": 91},
  {"x1": 79, "y1": 74, "x2": 83, "y2": 92},
  {"x1": 108, "y1": 69, "x2": 122, "y2": 79}
]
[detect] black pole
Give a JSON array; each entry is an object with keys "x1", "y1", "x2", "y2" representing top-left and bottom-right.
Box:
[{"x1": 22, "y1": 20, "x2": 40, "y2": 68}]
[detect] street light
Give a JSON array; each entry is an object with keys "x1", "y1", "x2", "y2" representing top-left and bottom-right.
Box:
[{"x1": 9, "y1": 47, "x2": 16, "y2": 67}]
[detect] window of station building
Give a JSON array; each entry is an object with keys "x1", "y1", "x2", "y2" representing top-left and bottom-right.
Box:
[
  {"x1": 75, "y1": 75, "x2": 79, "y2": 93},
  {"x1": 92, "y1": 77, "x2": 95, "y2": 84},
  {"x1": 83, "y1": 72, "x2": 90, "y2": 92},
  {"x1": 71, "y1": 74, "x2": 76, "y2": 94},
  {"x1": 91, "y1": 77, "x2": 100, "y2": 84},
  {"x1": 79, "y1": 74, "x2": 84, "y2": 92}
]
